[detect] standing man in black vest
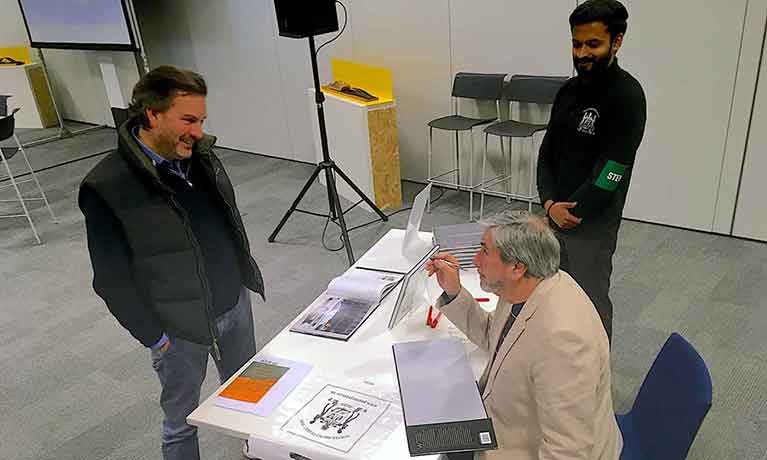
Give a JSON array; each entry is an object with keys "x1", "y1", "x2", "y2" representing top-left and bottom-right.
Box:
[
  {"x1": 79, "y1": 66, "x2": 265, "y2": 460},
  {"x1": 537, "y1": 0, "x2": 646, "y2": 341}
]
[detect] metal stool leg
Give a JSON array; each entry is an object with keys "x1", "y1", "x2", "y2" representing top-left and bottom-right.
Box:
[
  {"x1": 501, "y1": 136, "x2": 512, "y2": 204},
  {"x1": 15, "y1": 134, "x2": 57, "y2": 222},
  {"x1": 528, "y1": 136, "x2": 536, "y2": 212},
  {"x1": 480, "y1": 132, "x2": 489, "y2": 220},
  {"x1": 0, "y1": 148, "x2": 41, "y2": 244},
  {"x1": 469, "y1": 127, "x2": 475, "y2": 221},
  {"x1": 501, "y1": 137, "x2": 508, "y2": 199},
  {"x1": 427, "y1": 126, "x2": 433, "y2": 213},
  {"x1": 454, "y1": 130, "x2": 461, "y2": 188}
]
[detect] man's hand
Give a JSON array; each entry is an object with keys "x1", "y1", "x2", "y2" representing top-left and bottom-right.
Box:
[
  {"x1": 159, "y1": 340, "x2": 171, "y2": 354},
  {"x1": 425, "y1": 252, "x2": 461, "y2": 297},
  {"x1": 548, "y1": 202, "x2": 583, "y2": 229}
]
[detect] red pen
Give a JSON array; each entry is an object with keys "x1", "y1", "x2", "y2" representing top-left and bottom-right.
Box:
[{"x1": 475, "y1": 298, "x2": 490, "y2": 302}]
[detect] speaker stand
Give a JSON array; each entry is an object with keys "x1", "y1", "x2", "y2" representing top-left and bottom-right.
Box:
[{"x1": 268, "y1": 36, "x2": 388, "y2": 265}]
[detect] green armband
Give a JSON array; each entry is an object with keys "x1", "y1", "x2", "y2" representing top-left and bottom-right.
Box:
[{"x1": 594, "y1": 160, "x2": 628, "y2": 192}]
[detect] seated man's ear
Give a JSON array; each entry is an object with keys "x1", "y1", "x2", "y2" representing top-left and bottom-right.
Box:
[{"x1": 507, "y1": 262, "x2": 528, "y2": 280}]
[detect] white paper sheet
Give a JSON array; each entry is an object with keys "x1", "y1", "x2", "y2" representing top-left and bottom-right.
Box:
[{"x1": 326, "y1": 268, "x2": 403, "y2": 303}]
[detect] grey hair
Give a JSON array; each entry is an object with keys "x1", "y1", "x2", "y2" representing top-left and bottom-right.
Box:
[{"x1": 479, "y1": 210, "x2": 560, "y2": 279}]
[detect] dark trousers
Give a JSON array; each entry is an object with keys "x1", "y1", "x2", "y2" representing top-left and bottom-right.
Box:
[
  {"x1": 150, "y1": 286, "x2": 256, "y2": 460},
  {"x1": 555, "y1": 220, "x2": 620, "y2": 341}
]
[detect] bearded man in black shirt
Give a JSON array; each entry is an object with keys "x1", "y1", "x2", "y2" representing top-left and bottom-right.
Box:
[{"x1": 537, "y1": 0, "x2": 647, "y2": 341}]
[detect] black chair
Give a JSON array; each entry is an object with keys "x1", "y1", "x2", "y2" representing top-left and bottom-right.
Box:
[
  {"x1": 478, "y1": 75, "x2": 568, "y2": 217},
  {"x1": 0, "y1": 108, "x2": 57, "y2": 244},
  {"x1": 427, "y1": 72, "x2": 507, "y2": 220},
  {"x1": 0, "y1": 95, "x2": 10, "y2": 117},
  {"x1": 111, "y1": 107, "x2": 129, "y2": 128}
]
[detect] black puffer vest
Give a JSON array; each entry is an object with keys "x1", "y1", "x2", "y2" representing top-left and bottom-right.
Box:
[{"x1": 80, "y1": 118, "x2": 264, "y2": 349}]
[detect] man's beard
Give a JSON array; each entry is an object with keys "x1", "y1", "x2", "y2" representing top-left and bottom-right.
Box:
[
  {"x1": 573, "y1": 52, "x2": 612, "y2": 79},
  {"x1": 157, "y1": 132, "x2": 194, "y2": 158},
  {"x1": 480, "y1": 277, "x2": 504, "y2": 295}
]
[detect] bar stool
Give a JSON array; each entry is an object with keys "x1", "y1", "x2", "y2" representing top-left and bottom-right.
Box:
[
  {"x1": 0, "y1": 108, "x2": 58, "y2": 244},
  {"x1": 427, "y1": 72, "x2": 506, "y2": 221},
  {"x1": 479, "y1": 75, "x2": 568, "y2": 218}
]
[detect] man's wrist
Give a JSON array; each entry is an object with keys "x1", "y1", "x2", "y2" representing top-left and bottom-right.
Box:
[
  {"x1": 440, "y1": 290, "x2": 459, "y2": 305},
  {"x1": 544, "y1": 200, "x2": 555, "y2": 216},
  {"x1": 150, "y1": 333, "x2": 169, "y2": 351}
]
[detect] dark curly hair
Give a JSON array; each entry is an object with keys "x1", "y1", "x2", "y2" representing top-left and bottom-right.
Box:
[
  {"x1": 128, "y1": 65, "x2": 207, "y2": 129},
  {"x1": 569, "y1": 0, "x2": 629, "y2": 42}
]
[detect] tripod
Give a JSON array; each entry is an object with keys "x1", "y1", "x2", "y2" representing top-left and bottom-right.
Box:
[{"x1": 268, "y1": 36, "x2": 388, "y2": 264}]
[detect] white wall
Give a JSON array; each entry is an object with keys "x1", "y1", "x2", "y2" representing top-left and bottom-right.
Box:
[
  {"x1": 618, "y1": 0, "x2": 751, "y2": 231},
  {"x1": 42, "y1": 49, "x2": 138, "y2": 126},
  {"x1": 0, "y1": 0, "x2": 28, "y2": 45},
  {"x1": 733, "y1": 24, "x2": 767, "y2": 241},
  {"x1": 714, "y1": 0, "x2": 767, "y2": 235}
]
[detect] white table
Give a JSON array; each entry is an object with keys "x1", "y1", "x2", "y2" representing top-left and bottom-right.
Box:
[{"x1": 188, "y1": 229, "x2": 495, "y2": 459}]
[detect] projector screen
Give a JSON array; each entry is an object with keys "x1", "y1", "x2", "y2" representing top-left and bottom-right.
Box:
[{"x1": 17, "y1": 0, "x2": 137, "y2": 51}]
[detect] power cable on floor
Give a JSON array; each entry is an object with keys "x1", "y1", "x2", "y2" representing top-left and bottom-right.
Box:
[{"x1": 321, "y1": 186, "x2": 446, "y2": 252}]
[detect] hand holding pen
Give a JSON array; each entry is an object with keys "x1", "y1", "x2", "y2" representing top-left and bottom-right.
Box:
[{"x1": 425, "y1": 251, "x2": 462, "y2": 298}]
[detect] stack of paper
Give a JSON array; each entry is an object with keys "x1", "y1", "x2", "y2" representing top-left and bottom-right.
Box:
[{"x1": 432, "y1": 223, "x2": 486, "y2": 268}]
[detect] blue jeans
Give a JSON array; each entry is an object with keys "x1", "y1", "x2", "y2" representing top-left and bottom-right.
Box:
[{"x1": 150, "y1": 287, "x2": 256, "y2": 460}]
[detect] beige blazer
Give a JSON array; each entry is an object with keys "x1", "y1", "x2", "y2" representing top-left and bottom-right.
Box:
[{"x1": 438, "y1": 271, "x2": 622, "y2": 460}]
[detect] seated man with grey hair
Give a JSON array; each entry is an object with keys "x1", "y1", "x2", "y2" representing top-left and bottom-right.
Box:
[{"x1": 426, "y1": 211, "x2": 622, "y2": 460}]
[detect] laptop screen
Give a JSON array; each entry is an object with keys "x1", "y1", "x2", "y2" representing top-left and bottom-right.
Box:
[
  {"x1": 402, "y1": 183, "x2": 432, "y2": 255},
  {"x1": 388, "y1": 245, "x2": 440, "y2": 330}
]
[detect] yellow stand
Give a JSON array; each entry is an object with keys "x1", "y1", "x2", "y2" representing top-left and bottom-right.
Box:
[
  {"x1": 0, "y1": 46, "x2": 32, "y2": 65},
  {"x1": 319, "y1": 59, "x2": 402, "y2": 210},
  {"x1": 321, "y1": 59, "x2": 395, "y2": 106}
]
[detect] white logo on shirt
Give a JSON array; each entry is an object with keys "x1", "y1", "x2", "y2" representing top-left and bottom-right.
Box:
[{"x1": 577, "y1": 108, "x2": 599, "y2": 135}]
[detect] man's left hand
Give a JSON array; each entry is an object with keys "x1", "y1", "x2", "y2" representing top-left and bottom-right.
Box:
[{"x1": 549, "y1": 202, "x2": 583, "y2": 229}]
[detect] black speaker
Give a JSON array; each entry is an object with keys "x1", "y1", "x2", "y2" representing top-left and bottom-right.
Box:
[{"x1": 274, "y1": 0, "x2": 339, "y2": 39}]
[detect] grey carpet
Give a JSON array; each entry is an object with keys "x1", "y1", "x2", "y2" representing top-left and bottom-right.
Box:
[{"x1": 0, "y1": 127, "x2": 764, "y2": 459}]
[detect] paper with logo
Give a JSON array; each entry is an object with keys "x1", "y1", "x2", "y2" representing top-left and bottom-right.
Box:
[
  {"x1": 281, "y1": 384, "x2": 392, "y2": 453},
  {"x1": 215, "y1": 356, "x2": 312, "y2": 417}
]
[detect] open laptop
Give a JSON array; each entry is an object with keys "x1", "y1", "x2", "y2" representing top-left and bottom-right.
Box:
[{"x1": 354, "y1": 184, "x2": 436, "y2": 274}]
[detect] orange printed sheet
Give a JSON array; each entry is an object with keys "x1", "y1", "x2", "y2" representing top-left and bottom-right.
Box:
[
  {"x1": 215, "y1": 356, "x2": 312, "y2": 416},
  {"x1": 220, "y1": 361, "x2": 289, "y2": 404}
]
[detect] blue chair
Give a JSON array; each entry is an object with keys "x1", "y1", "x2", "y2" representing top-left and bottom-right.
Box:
[{"x1": 617, "y1": 332, "x2": 712, "y2": 460}]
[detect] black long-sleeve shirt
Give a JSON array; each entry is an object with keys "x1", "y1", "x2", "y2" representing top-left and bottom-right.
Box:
[{"x1": 538, "y1": 60, "x2": 646, "y2": 223}]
